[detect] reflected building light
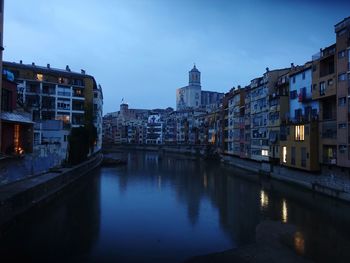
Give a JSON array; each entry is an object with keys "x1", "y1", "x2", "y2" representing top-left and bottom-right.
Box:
[
  {"x1": 294, "y1": 231, "x2": 305, "y2": 256},
  {"x1": 203, "y1": 173, "x2": 208, "y2": 189},
  {"x1": 158, "y1": 175, "x2": 162, "y2": 190},
  {"x1": 282, "y1": 199, "x2": 288, "y2": 223},
  {"x1": 260, "y1": 190, "x2": 269, "y2": 209}
]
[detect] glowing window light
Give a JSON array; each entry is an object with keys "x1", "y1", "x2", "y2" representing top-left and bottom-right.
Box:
[
  {"x1": 282, "y1": 199, "x2": 288, "y2": 223},
  {"x1": 261, "y1": 149, "x2": 269, "y2": 156},
  {"x1": 295, "y1": 125, "x2": 305, "y2": 141},
  {"x1": 282, "y1": 146, "x2": 287, "y2": 163},
  {"x1": 36, "y1": 73, "x2": 43, "y2": 81}
]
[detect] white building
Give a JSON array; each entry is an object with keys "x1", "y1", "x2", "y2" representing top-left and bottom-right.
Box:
[
  {"x1": 176, "y1": 65, "x2": 202, "y2": 110},
  {"x1": 176, "y1": 65, "x2": 224, "y2": 111},
  {"x1": 3, "y1": 61, "x2": 103, "y2": 161},
  {"x1": 93, "y1": 84, "x2": 103, "y2": 152},
  {"x1": 146, "y1": 114, "x2": 163, "y2": 144}
]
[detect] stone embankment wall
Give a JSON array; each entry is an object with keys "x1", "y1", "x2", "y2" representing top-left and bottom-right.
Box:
[
  {"x1": 0, "y1": 144, "x2": 67, "y2": 186},
  {"x1": 0, "y1": 153, "x2": 102, "y2": 231},
  {"x1": 103, "y1": 144, "x2": 216, "y2": 158},
  {"x1": 105, "y1": 144, "x2": 350, "y2": 202}
]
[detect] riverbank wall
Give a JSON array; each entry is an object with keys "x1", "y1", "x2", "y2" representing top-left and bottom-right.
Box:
[
  {"x1": 222, "y1": 154, "x2": 350, "y2": 202},
  {"x1": 0, "y1": 153, "x2": 103, "y2": 232},
  {"x1": 103, "y1": 144, "x2": 217, "y2": 158},
  {"x1": 105, "y1": 144, "x2": 350, "y2": 202}
]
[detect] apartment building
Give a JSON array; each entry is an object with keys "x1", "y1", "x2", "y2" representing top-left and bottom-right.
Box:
[
  {"x1": 94, "y1": 85, "x2": 103, "y2": 151},
  {"x1": 250, "y1": 77, "x2": 268, "y2": 161},
  {"x1": 227, "y1": 87, "x2": 245, "y2": 157},
  {"x1": 222, "y1": 89, "x2": 235, "y2": 154},
  {"x1": 334, "y1": 17, "x2": 350, "y2": 168},
  {"x1": 146, "y1": 114, "x2": 163, "y2": 144},
  {"x1": 267, "y1": 69, "x2": 290, "y2": 164},
  {"x1": 243, "y1": 85, "x2": 251, "y2": 159},
  {"x1": 312, "y1": 44, "x2": 338, "y2": 166},
  {"x1": 3, "y1": 61, "x2": 103, "y2": 156},
  {"x1": 1, "y1": 70, "x2": 34, "y2": 154},
  {"x1": 280, "y1": 63, "x2": 320, "y2": 171}
]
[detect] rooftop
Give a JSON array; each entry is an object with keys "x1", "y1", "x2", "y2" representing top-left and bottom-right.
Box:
[{"x1": 3, "y1": 61, "x2": 94, "y2": 79}]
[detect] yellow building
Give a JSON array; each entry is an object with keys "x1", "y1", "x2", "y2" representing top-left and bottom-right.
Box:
[{"x1": 280, "y1": 122, "x2": 320, "y2": 171}]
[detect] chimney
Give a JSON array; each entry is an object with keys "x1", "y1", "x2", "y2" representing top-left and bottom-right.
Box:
[
  {"x1": 81, "y1": 69, "x2": 86, "y2": 74},
  {"x1": 32, "y1": 62, "x2": 35, "y2": 66},
  {"x1": 20, "y1": 60, "x2": 23, "y2": 64},
  {"x1": 47, "y1": 63, "x2": 50, "y2": 69},
  {"x1": 291, "y1": 63, "x2": 294, "y2": 69},
  {"x1": 266, "y1": 67, "x2": 269, "y2": 72},
  {"x1": 66, "y1": 65, "x2": 70, "y2": 71}
]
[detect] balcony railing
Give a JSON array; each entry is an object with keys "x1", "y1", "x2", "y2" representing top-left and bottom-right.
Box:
[
  {"x1": 322, "y1": 121, "x2": 337, "y2": 139},
  {"x1": 57, "y1": 91, "x2": 71, "y2": 97}
]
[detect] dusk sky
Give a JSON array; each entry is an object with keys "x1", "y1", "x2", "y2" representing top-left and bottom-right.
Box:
[{"x1": 4, "y1": 0, "x2": 350, "y2": 113}]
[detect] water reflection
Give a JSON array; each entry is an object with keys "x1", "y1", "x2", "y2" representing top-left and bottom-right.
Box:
[
  {"x1": 203, "y1": 173, "x2": 208, "y2": 189},
  {"x1": 260, "y1": 189, "x2": 269, "y2": 210},
  {"x1": 0, "y1": 170, "x2": 101, "y2": 262},
  {"x1": 282, "y1": 199, "x2": 288, "y2": 223},
  {"x1": 294, "y1": 231, "x2": 305, "y2": 256},
  {"x1": 1, "y1": 151, "x2": 350, "y2": 262}
]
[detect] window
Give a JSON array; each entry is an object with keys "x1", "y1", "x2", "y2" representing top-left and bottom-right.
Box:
[
  {"x1": 312, "y1": 64, "x2": 317, "y2": 72},
  {"x1": 301, "y1": 147, "x2": 306, "y2": 167},
  {"x1": 282, "y1": 146, "x2": 287, "y2": 163},
  {"x1": 290, "y1": 90, "x2": 298, "y2": 99},
  {"x1": 291, "y1": 147, "x2": 296, "y2": 165},
  {"x1": 1, "y1": 89, "x2": 12, "y2": 111},
  {"x1": 328, "y1": 79, "x2": 333, "y2": 86},
  {"x1": 305, "y1": 126, "x2": 309, "y2": 135},
  {"x1": 338, "y1": 123, "x2": 347, "y2": 129},
  {"x1": 261, "y1": 149, "x2": 269, "y2": 156},
  {"x1": 338, "y1": 50, "x2": 346, "y2": 58},
  {"x1": 36, "y1": 74, "x2": 43, "y2": 81},
  {"x1": 295, "y1": 125, "x2": 305, "y2": 141},
  {"x1": 295, "y1": 109, "x2": 302, "y2": 120},
  {"x1": 339, "y1": 145, "x2": 347, "y2": 154},
  {"x1": 292, "y1": 76, "x2": 296, "y2": 83},
  {"x1": 313, "y1": 84, "x2": 316, "y2": 90},
  {"x1": 338, "y1": 73, "x2": 347, "y2": 82},
  {"x1": 302, "y1": 72, "x2": 305, "y2": 80},
  {"x1": 319, "y1": 82, "x2": 325, "y2": 96},
  {"x1": 337, "y1": 28, "x2": 347, "y2": 37},
  {"x1": 339, "y1": 97, "x2": 346, "y2": 106}
]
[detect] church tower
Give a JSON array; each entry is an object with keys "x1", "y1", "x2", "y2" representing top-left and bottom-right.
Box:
[{"x1": 189, "y1": 64, "x2": 201, "y2": 87}]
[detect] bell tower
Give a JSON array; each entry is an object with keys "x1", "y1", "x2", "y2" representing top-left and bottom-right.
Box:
[{"x1": 189, "y1": 64, "x2": 201, "y2": 87}]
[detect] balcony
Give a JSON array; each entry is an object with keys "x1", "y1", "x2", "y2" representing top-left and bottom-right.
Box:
[
  {"x1": 322, "y1": 121, "x2": 337, "y2": 139},
  {"x1": 312, "y1": 45, "x2": 336, "y2": 61},
  {"x1": 57, "y1": 91, "x2": 71, "y2": 97}
]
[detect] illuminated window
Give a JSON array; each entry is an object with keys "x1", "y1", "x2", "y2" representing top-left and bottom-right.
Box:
[
  {"x1": 295, "y1": 125, "x2": 304, "y2": 141},
  {"x1": 282, "y1": 146, "x2": 287, "y2": 163},
  {"x1": 36, "y1": 74, "x2": 43, "y2": 81},
  {"x1": 261, "y1": 149, "x2": 269, "y2": 156},
  {"x1": 56, "y1": 115, "x2": 70, "y2": 124}
]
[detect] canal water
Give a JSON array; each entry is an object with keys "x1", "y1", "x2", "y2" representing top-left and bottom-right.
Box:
[{"x1": 1, "y1": 151, "x2": 350, "y2": 262}]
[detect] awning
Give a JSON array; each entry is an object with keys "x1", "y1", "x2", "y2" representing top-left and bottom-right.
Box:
[{"x1": 0, "y1": 112, "x2": 34, "y2": 124}]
